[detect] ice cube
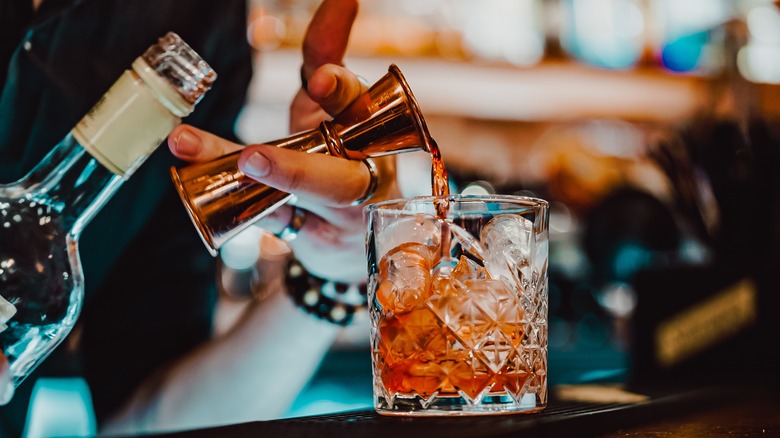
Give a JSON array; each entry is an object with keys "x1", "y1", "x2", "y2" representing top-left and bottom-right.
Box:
[
  {"x1": 376, "y1": 242, "x2": 435, "y2": 313},
  {"x1": 450, "y1": 255, "x2": 488, "y2": 284},
  {"x1": 430, "y1": 262, "x2": 456, "y2": 297},
  {"x1": 376, "y1": 213, "x2": 441, "y2": 261},
  {"x1": 448, "y1": 222, "x2": 488, "y2": 263},
  {"x1": 429, "y1": 255, "x2": 488, "y2": 298},
  {"x1": 481, "y1": 214, "x2": 534, "y2": 289}
]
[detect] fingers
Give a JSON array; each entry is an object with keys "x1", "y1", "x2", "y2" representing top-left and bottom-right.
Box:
[
  {"x1": 168, "y1": 124, "x2": 243, "y2": 163},
  {"x1": 301, "y1": 0, "x2": 358, "y2": 82},
  {"x1": 292, "y1": 0, "x2": 363, "y2": 131},
  {"x1": 307, "y1": 64, "x2": 368, "y2": 116},
  {"x1": 289, "y1": 90, "x2": 330, "y2": 133},
  {"x1": 237, "y1": 144, "x2": 373, "y2": 207},
  {"x1": 259, "y1": 204, "x2": 344, "y2": 246},
  {"x1": 289, "y1": 64, "x2": 368, "y2": 132},
  {"x1": 167, "y1": 124, "x2": 396, "y2": 210},
  {"x1": 300, "y1": 0, "x2": 364, "y2": 115}
]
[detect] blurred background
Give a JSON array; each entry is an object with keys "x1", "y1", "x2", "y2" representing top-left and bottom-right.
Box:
[{"x1": 221, "y1": 0, "x2": 780, "y2": 418}]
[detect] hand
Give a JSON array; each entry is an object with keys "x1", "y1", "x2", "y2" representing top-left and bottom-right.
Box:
[
  {"x1": 0, "y1": 352, "x2": 12, "y2": 405},
  {"x1": 168, "y1": 0, "x2": 401, "y2": 283},
  {"x1": 290, "y1": 0, "x2": 361, "y2": 133}
]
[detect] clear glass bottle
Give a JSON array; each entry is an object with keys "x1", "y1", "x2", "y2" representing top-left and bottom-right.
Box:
[{"x1": 0, "y1": 32, "x2": 216, "y2": 392}]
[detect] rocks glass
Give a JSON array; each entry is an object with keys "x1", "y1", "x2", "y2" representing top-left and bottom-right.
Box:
[{"x1": 365, "y1": 195, "x2": 549, "y2": 416}]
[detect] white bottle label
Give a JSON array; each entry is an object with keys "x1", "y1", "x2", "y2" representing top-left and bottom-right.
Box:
[{"x1": 72, "y1": 70, "x2": 180, "y2": 178}]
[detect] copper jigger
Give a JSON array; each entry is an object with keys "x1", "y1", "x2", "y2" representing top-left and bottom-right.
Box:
[{"x1": 171, "y1": 64, "x2": 433, "y2": 256}]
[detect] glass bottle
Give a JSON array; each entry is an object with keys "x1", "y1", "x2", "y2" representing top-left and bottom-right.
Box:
[{"x1": 0, "y1": 32, "x2": 216, "y2": 391}]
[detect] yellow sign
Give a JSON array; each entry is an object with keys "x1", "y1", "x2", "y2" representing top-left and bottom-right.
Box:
[{"x1": 655, "y1": 278, "x2": 757, "y2": 368}]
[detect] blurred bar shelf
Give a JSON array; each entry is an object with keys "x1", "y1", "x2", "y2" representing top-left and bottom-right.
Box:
[{"x1": 246, "y1": 49, "x2": 777, "y2": 124}]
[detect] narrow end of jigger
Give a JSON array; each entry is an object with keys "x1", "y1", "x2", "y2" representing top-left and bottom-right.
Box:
[{"x1": 169, "y1": 166, "x2": 219, "y2": 257}]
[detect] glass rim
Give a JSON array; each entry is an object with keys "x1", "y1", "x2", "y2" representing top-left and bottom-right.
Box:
[{"x1": 363, "y1": 194, "x2": 549, "y2": 215}]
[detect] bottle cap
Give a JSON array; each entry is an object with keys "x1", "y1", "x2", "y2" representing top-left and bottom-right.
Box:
[{"x1": 141, "y1": 32, "x2": 217, "y2": 106}]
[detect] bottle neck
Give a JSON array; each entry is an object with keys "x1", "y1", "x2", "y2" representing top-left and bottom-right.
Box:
[
  {"x1": 23, "y1": 59, "x2": 191, "y2": 236},
  {"x1": 72, "y1": 65, "x2": 185, "y2": 177},
  {"x1": 22, "y1": 133, "x2": 120, "y2": 236}
]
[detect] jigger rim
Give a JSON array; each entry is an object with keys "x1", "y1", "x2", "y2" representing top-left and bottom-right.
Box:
[
  {"x1": 388, "y1": 64, "x2": 433, "y2": 154},
  {"x1": 170, "y1": 166, "x2": 220, "y2": 257}
]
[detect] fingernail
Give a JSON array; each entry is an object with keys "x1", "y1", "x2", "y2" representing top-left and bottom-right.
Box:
[
  {"x1": 242, "y1": 152, "x2": 271, "y2": 178},
  {"x1": 174, "y1": 129, "x2": 202, "y2": 157},
  {"x1": 310, "y1": 74, "x2": 338, "y2": 100}
]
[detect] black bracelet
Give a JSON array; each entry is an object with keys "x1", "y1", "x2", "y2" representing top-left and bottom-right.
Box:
[{"x1": 284, "y1": 259, "x2": 368, "y2": 326}]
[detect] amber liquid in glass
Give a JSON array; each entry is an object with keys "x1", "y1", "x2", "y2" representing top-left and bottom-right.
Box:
[{"x1": 373, "y1": 136, "x2": 546, "y2": 414}]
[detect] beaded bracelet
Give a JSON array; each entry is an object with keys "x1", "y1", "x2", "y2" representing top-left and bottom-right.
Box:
[{"x1": 284, "y1": 259, "x2": 368, "y2": 326}]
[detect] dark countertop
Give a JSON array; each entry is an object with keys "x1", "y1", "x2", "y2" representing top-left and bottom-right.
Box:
[{"x1": 127, "y1": 383, "x2": 779, "y2": 438}]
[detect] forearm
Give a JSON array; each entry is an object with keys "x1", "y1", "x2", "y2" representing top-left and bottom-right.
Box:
[{"x1": 101, "y1": 290, "x2": 341, "y2": 434}]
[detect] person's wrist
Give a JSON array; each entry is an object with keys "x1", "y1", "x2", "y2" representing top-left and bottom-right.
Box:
[{"x1": 284, "y1": 259, "x2": 368, "y2": 326}]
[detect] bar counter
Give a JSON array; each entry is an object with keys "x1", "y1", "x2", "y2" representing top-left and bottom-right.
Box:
[{"x1": 129, "y1": 383, "x2": 780, "y2": 438}]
